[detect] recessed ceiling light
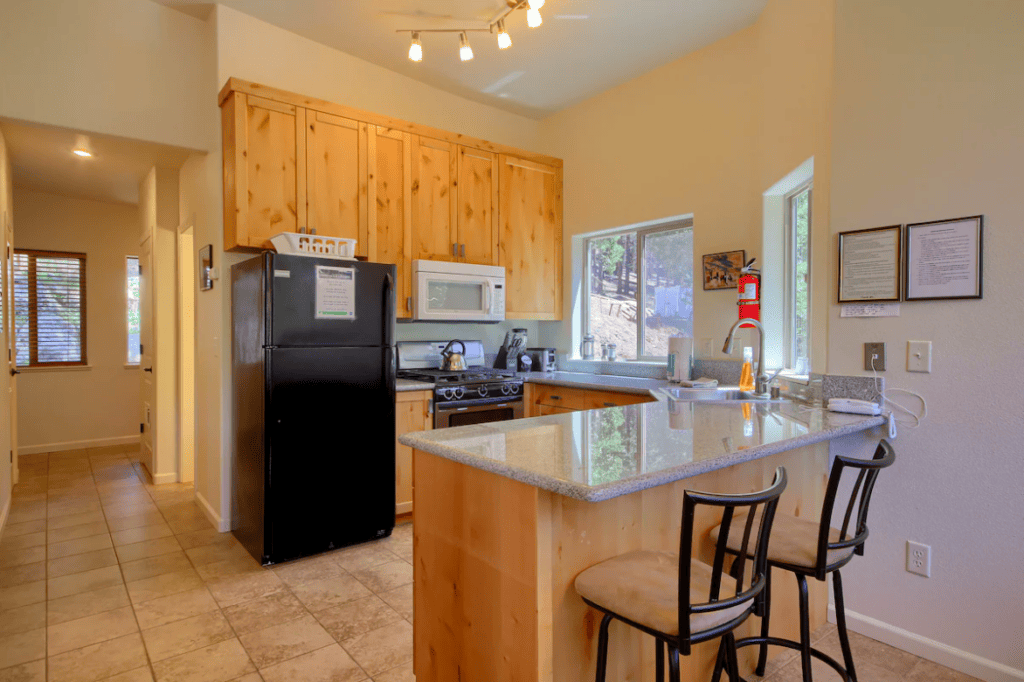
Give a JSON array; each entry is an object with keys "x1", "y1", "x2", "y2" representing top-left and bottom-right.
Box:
[{"x1": 73, "y1": 149, "x2": 92, "y2": 158}]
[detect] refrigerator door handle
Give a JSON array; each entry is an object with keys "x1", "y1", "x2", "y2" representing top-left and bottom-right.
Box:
[{"x1": 383, "y1": 271, "x2": 395, "y2": 343}]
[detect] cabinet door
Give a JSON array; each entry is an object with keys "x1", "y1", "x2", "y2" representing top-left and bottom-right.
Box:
[
  {"x1": 411, "y1": 136, "x2": 457, "y2": 262},
  {"x1": 368, "y1": 126, "x2": 413, "y2": 318},
  {"x1": 396, "y1": 390, "x2": 432, "y2": 515},
  {"x1": 499, "y1": 155, "x2": 562, "y2": 320},
  {"x1": 306, "y1": 111, "x2": 368, "y2": 255},
  {"x1": 457, "y1": 146, "x2": 499, "y2": 265},
  {"x1": 241, "y1": 95, "x2": 307, "y2": 249}
]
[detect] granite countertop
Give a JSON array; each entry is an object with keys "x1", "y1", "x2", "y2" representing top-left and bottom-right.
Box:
[
  {"x1": 397, "y1": 378, "x2": 434, "y2": 392},
  {"x1": 521, "y1": 371, "x2": 671, "y2": 395},
  {"x1": 399, "y1": 400, "x2": 885, "y2": 502}
]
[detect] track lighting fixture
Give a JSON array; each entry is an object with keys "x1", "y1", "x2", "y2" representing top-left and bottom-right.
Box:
[
  {"x1": 408, "y1": 32, "x2": 422, "y2": 62},
  {"x1": 459, "y1": 32, "x2": 474, "y2": 61},
  {"x1": 496, "y1": 20, "x2": 512, "y2": 49},
  {"x1": 397, "y1": 0, "x2": 546, "y2": 64}
]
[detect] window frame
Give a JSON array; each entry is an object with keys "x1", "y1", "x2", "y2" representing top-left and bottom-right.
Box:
[
  {"x1": 14, "y1": 248, "x2": 88, "y2": 368},
  {"x1": 582, "y1": 219, "x2": 694, "y2": 362},
  {"x1": 783, "y1": 181, "x2": 812, "y2": 371},
  {"x1": 126, "y1": 255, "x2": 140, "y2": 366}
]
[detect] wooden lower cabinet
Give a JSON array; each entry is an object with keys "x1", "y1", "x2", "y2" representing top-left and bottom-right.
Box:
[
  {"x1": 525, "y1": 383, "x2": 655, "y2": 417},
  {"x1": 395, "y1": 390, "x2": 432, "y2": 515}
]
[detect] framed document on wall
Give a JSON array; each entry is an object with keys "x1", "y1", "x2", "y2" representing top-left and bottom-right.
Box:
[
  {"x1": 838, "y1": 225, "x2": 902, "y2": 303},
  {"x1": 904, "y1": 216, "x2": 983, "y2": 301}
]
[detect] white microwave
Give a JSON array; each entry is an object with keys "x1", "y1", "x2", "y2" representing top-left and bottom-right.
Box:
[{"x1": 412, "y1": 260, "x2": 506, "y2": 322}]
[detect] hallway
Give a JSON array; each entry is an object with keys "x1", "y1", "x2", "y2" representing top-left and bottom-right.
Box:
[{"x1": 0, "y1": 445, "x2": 414, "y2": 682}]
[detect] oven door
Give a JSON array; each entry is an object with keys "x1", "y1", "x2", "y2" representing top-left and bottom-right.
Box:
[{"x1": 435, "y1": 399, "x2": 524, "y2": 428}]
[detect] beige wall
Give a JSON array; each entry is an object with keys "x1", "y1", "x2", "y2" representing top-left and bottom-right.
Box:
[
  {"x1": 0, "y1": 0, "x2": 209, "y2": 152},
  {"x1": 13, "y1": 187, "x2": 141, "y2": 452},
  {"x1": 536, "y1": 0, "x2": 833, "y2": 368},
  {"x1": 828, "y1": 2, "x2": 1024, "y2": 677}
]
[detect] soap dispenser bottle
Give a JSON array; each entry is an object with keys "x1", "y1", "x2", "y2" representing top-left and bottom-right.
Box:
[{"x1": 739, "y1": 347, "x2": 755, "y2": 391}]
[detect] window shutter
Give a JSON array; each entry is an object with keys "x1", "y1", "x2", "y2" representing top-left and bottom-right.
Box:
[{"x1": 13, "y1": 250, "x2": 87, "y2": 367}]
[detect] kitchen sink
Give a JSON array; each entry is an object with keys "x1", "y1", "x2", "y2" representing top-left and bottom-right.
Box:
[{"x1": 659, "y1": 387, "x2": 789, "y2": 402}]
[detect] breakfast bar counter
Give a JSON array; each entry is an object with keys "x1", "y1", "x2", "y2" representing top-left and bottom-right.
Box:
[{"x1": 399, "y1": 400, "x2": 885, "y2": 682}]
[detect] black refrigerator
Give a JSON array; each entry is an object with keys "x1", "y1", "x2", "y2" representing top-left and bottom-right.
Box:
[{"x1": 231, "y1": 253, "x2": 396, "y2": 565}]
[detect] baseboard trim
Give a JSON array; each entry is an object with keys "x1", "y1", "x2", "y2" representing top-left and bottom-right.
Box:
[
  {"x1": 151, "y1": 472, "x2": 178, "y2": 485},
  {"x1": 196, "y1": 490, "x2": 230, "y2": 533},
  {"x1": 18, "y1": 435, "x2": 140, "y2": 456},
  {"x1": 0, "y1": 494, "x2": 11, "y2": 541},
  {"x1": 829, "y1": 606, "x2": 1024, "y2": 682},
  {"x1": 395, "y1": 501, "x2": 412, "y2": 515}
]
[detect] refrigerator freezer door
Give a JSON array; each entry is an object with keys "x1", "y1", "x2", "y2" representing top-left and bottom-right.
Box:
[
  {"x1": 268, "y1": 255, "x2": 395, "y2": 348},
  {"x1": 264, "y1": 346, "x2": 396, "y2": 563}
]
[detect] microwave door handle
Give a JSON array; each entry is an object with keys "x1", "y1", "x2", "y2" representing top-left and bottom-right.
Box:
[{"x1": 484, "y1": 282, "x2": 492, "y2": 314}]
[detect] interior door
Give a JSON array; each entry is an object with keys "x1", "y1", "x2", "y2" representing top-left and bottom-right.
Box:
[
  {"x1": 139, "y1": 234, "x2": 155, "y2": 476},
  {"x1": 3, "y1": 217, "x2": 14, "y2": 485}
]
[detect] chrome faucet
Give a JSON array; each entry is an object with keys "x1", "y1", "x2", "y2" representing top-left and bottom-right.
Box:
[{"x1": 722, "y1": 318, "x2": 770, "y2": 396}]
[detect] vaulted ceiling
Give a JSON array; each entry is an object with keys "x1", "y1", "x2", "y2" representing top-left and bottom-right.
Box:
[{"x1": 153, "y1": 0, "x2": 768, "y2": 118}]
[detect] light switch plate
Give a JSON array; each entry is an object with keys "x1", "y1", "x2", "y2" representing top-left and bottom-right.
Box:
[
  {"x1": 864, "y1": 342, "x2": 886, "y2": 371},
  {"x1": 907, "y1": 340, "x2": 932, "y2": 373}
]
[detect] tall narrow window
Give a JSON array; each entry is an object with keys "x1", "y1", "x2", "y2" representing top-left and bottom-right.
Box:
[
  {"x1": 584, "y1": 221, "x2": 693, "y2": 360},
  {"x1": 786, "y1": 184, "x2": 812, "y2": 371},
  {"x1": 126, "y1": 256, "x2": 140, "y2": 364},
  {"x1": 14, "y1": 250, "x2": 87, "y2": 367}
]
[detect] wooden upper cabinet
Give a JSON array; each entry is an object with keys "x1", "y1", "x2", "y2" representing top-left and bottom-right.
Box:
[
  {"x1": 368, "y1": 126, "x2": 413, "y2": 318},
  {"x1": 499, "y1": 155, "x2": 563, "y2": 320},
  {"x1": 306, "y1": 111, "x2": 368, "y2": 256},
  {"x1": 223, "y1": 92, "x2": 306, "y2": 251},
  {"x1": 457, "y1": 146, "x2": 499, "y2": 266},
  {"x1": 410, "y1": 137, "x2": 457, "y2": 263}
]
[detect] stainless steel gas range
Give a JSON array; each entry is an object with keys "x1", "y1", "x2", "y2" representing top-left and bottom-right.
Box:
[{"x1": 396, "y1": 341, "x2": 524, "y2": 428}]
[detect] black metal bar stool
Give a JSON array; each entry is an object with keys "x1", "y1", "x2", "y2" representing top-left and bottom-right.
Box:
[
  {"x1": 709, "y1": 440, "x2": 896, "y2": 682},
  {"x1": 574, "y1": 468, "x2": 788, "y2": 682}
]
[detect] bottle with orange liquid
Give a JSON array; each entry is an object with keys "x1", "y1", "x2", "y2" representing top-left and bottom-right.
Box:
[{"x1": 738, "y1": 347, "x2": 755, "y2": 391}]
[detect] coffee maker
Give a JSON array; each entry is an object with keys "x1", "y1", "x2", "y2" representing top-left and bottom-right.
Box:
[{"x1": 494, "y1": 328, "x2": 528, "y2": 371}]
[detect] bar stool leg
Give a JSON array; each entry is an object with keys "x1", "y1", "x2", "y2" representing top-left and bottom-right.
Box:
[
  {"x1": 655, "y1": 638, "x2": 665, "y2": 682},
  {"x1": 668, "y1": 646, "x2": 681, "y2": 682},
  {"x1": 796, "y1": 573, "x2": 813, "y2": 682},
  {"x1": 595, "y1": 613, "x2": 612, "y2": 682},
  {"x1": 711, "y1": 639, "x2": 727, "y2": 682},
  {"x1": 725, "y1": 632, "x2": 742, "y2": 682},
  {"x1": 833, "y1": 571, "x2": 858, "y2": 682},
  {"x1": 755, "y1": 567, "x2": 773, "y2": 676}
]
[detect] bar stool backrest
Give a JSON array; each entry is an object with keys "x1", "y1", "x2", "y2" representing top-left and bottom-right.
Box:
[
  {"x1": 678, "y1": 467, "x2": 787, "y2": 653},
  {"x1": 815, "y1": 439, "x2": 896, "y2": 579}
]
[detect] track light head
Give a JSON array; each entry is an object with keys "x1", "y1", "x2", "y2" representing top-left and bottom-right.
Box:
[
  {"x1": 408, "y1": 32, "x2": 423, "y2": 62},
  {"x1": 527, "y1": 8, "x2": 542, "y2": 28},
  {"x1": 459, "y1": 31, "x2": 474, "y2": 61},
  {"x1": 496, "y1": 20, "x2": 512, "y2": 49}
]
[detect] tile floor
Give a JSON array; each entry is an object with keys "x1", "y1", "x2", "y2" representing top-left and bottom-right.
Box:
[
  {"x1": 0, "y1": 445, "x2": 413, "y2": 682},
  {"x1": 0, "y1": 445, "x2": 982, "y2": 682}
]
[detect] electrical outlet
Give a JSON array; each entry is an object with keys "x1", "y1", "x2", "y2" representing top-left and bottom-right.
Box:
[
  {"x1": 864, "y1": 342, "x2": 886, "y2": 371},
  {"x1": 906, "y1": 541, "x2": 931, "y2": 577}
]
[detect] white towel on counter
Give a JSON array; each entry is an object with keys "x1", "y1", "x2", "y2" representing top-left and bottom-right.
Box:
[{"x1": 676, "y1": 377, "x2": 719, "y2": 388}]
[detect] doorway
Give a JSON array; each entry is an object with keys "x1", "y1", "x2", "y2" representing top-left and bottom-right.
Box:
[{"x1": 177, "y1": 220, "x2": 196, "y2": 483}]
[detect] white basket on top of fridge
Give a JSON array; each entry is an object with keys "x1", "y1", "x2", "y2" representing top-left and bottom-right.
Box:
[{"x1": 269, "y1": 232, "x2": 356, "y2": 260}]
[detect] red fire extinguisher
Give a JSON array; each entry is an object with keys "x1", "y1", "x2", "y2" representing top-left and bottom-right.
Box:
[{"x1": 737, "y1": 258, "x2": 760, "y2": 328}]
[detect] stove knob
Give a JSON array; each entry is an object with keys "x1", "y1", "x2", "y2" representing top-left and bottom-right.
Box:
[
  {"x1": 454, "y1": 387, "x2": 465, "y2": 399},
  {"x1": 478, "y1": 386, "x2": 488, "y2": 397},
  {"x1": 501, "y1": 383, "x2": 511, "y2": 395},
  {"x1": 510, "y1": 384, "x2": 520, "y2": 394}
]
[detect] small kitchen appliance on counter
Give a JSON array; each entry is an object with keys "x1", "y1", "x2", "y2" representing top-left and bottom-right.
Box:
[
  {"x1": 494, "y1": 328, "x2": 528, "y2": 370},
  {"x1": 398, "y1": 340, "x2": 524, "y2": 428},
  {"x1": 524, "y1": 347, "x2": 557, "y2": 372},
  {"x1": 231, "y1": 253, "x2": 396, "y2": 566}
]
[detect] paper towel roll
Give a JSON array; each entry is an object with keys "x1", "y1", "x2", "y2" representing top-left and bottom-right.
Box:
[{"x1": 668, "y1": 336, "x2": 693, "y2": 382}]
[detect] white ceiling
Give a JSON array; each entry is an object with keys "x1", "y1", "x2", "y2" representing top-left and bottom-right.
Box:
[
  {"x1": 0, "y1": 119, "x2": 194, "y2": 206},
  {"x1": 153, "y1": 0, "x2": 768, "y2": 118}
]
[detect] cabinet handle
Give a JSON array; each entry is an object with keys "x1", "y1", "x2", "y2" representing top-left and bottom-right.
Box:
[
  {"x1": 603, "y1": 402, "x2": 616, "y2": 407},
  {"x1": 406, "y1": 296, "x2": 412, "y2": 312},
  {"x1": 460, "y1": 243, "x2": 465, "y2": 258},
  {"x1": 452, "y1": 243, "x2": 457, "y2": 257},
  {"x1": 551, "y1": 395, "x2": 561, "y2": 400}
]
